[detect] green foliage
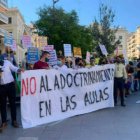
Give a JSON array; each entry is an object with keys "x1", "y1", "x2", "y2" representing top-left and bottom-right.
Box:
[
  {"x1": 35, "y1": 6, "x2": 93, "y2": 57},
  {"x1": 91, "y1": 4, "x2": 120, "y2": 56}
]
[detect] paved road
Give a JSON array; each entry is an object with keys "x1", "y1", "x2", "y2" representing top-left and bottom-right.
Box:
[{"x1": 0, "y1": 91, "x2": 140, "y2": 140}]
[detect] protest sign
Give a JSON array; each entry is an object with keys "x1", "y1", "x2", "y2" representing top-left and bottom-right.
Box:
[
  {"x1": 27, "y1": 47, "x2": 39, "y2": 64},
  {"x1": 64, "y1": 44, "x2": 72, "y2": 57},
  {"x1": 21, "y1": 64, "x2": 115, "y2": 128},
  {"x1": 73, "y1": 47, "x2": 82, "y2": 58},
  {"x1": 43, "y1": 45, "x2": 54, "y2": 51},
  {"x1": 86, "y1": 51, "x2": 91, "y2": 63},
  {"x1": 4, "y1": 32, "x2": 13, "y2": 47},
  {"x1": 22, "y1": 35, "x2": 31, "y2": 48},
  {"x1": 11, "y1": 40, "x2": 17, "y2": 51},
  {"x1": 48, "y1": 50, "x2": 57, "y2": 66},
  {"x1": 42, "y1": 45, "x2": 57, "y2": 66},
  {"x1": 122, "y1": 48, "x2": 128, "y2": 65},
  {"x1": 99, "y1": 45, "x2": 108, "y2": 56}
]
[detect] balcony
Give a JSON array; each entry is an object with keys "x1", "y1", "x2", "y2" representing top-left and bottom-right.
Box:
[
  {"x1": 0, "y1": 0, "x2": 8, "y2": 12},
  {"x1": 0, "y1": 27, "x2": 6, "y2": 37},
  {"x1": 0, "y1": 12, "x2": 7, "y2": 24}
]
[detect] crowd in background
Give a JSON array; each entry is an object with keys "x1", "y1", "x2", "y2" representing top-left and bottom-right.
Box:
[{"x1": 21, "y1": 50, "x2": 140, "y2": 106}]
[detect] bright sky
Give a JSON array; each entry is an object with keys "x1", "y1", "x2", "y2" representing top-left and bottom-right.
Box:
[{"x1": 8, "y1": 0, "x2": 140, "y2": 32}]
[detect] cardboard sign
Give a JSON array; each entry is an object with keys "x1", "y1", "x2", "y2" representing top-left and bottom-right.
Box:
[
  {"x1": 64, "y1": 44, "x2": 72, "y2": 57},
  {"x1": 42, "y1": 45, "x2": 57, "y2": 66},
  {"x1": 73, "y1": 47, "x2": 82, "y2": 58},
  {"x1": 43, "y1": 45, "x2": 54, "y2": 51},
  {"x1": 99, "y1": 45, "x2": 108, "y2": 56},
  {"x1": 4, "y1": 32, "x2": 13, "y2": 47},
  {"x1": 22, "y1": 35, "x2": 31, "y2": 48},
  {"x1": 27, "y1": 47, "x2": 39, "y2": 64},
  {"x1": 86, "y1": 51, "x2": 91, "y2": 63},
  {"x1": 11, "y1": 40, "x2": 17, "y2": 51},
  {"x1": 48, "y1": 50, "x2": 57, "y2": 66}
]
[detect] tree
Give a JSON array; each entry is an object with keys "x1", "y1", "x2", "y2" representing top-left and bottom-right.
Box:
[
  {"x1": 35, "y1": 6, "x2": 93, "y2": 56},
  {"x1": 91, "y1": 4, "x2": 120, "y2": 56}
]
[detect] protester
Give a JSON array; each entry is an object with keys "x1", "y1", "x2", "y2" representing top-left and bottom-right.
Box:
[
  {"x1": 21, "y1": 52, "x2": 28, "y2": 70},
  {"x1": 125, "y1": 61, "x2": 134, "y2": 94},
  {"x1": 90, "y1": 58, "x2": 95, "y2": 66},
  {"x1": 114, "y1": 56, "x2": 127, "y2": 107},
  {"x1": 133, "y1": 67, "x2": 138, "y2": 91},
  {"x1": 98, "y1": 57, "x2": 108, "y2": 65},
  {"x1": 0, "y1": 59, "x2": 23, "y2": 133},
  {"x1": 33, "y1": 51, "x2": 50, "y2": 69},
  {"x1": 75, "y1": 58, "x2": 85, "y2": 69},
  {"x1": 58, "y1": 56, "x2": 68, "y2": 70},
  {"x1": 136, "y1": 59, "x2": 140, "y2": 90},
  {"x1": 2, "y1": 47, "x2": 17, "y2": 66},
  {"x1": 66, "y1": 57, "x2": 72, "y2": 68}
]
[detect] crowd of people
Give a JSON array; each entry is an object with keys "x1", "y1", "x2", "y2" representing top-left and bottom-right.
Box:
[{"x1": 0, "y1": 47, "x2": 140, "y2": 133}]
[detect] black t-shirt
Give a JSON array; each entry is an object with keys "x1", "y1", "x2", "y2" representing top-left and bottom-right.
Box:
[{"x1": 127, "y1": 67, "x2": 134, "y2": 74}]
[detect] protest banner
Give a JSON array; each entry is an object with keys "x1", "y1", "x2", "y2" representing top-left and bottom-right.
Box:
[
  {"x1": 21, "y1": 64, "x2": 115, "y2": 128},
  {"x1": 22, "y1": 35, "x2": 31, "y2": 48},
  {"x1": 73, "y1": 47, "x2": 82, "y2": 58},
  {"x1": 4, "y1": 32, "x2": 13, "y2": 47},
  {"x1": 99, "y1": 45, "x2": 108, "y2": 56},
  {"x1": 27, "y1": 47, "x2": 39, "y2": 64},
  {"x1": 64, "y1": 44, "x2": 72, "y2": 57}
]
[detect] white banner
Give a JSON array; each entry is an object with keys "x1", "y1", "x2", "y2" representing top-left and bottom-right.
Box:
[{"x1": 21, "y1": 64, "x2": 115, "y2": 128}]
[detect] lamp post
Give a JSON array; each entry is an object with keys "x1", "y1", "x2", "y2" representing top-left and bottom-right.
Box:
[{"x1": 53, "y1": 0, "x2": 59, "y2": 10}]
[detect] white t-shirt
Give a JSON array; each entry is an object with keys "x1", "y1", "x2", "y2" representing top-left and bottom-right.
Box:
[{"x1": 0, "y1": 60, "x2": 19, "y2": 85}]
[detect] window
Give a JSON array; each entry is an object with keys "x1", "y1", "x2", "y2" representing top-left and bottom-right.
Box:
[
  {"x1": 8, "y1": 17, "x2": 12, "y2": 24},
  {"x1": 119, "y1": 36, "x2": 123, "y2": 40},
  {"x1": 119, "y1": 45, "x2": 123, "y2": 48}
]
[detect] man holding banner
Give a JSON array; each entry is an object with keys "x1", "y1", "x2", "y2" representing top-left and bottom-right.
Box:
[{"x1": 0, "y1": 59, "x2": 23, "y2": 133}]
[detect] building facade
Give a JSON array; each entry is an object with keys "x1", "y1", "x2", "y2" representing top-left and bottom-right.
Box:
[
  {"x1": 32, "y1": 34, "x2": 48, "y2": 49},
  {"x1": 0, "y1": 7, "x2": 28, "y2": 64},
  {"x1": 127, "y1": 27, "x2": 140, "y2": 59},
  {"x1": 114, "y1": 27, "x2": 129, "y2": 56},
  {"x1": 0, "y1": 0, "x2": 8, "y2": 54},
  {"x1": 26, "y1": 24, "x2": 48, "y2": 49}
]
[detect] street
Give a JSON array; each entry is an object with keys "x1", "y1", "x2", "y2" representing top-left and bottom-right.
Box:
[{"x1": 0, "y1": 91, "x2": 140, "y2": 140}]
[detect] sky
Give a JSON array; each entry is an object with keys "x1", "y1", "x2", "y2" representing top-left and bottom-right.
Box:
[{"x1": 8, "y1": 0, "x2": 140, "y2": 32}]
